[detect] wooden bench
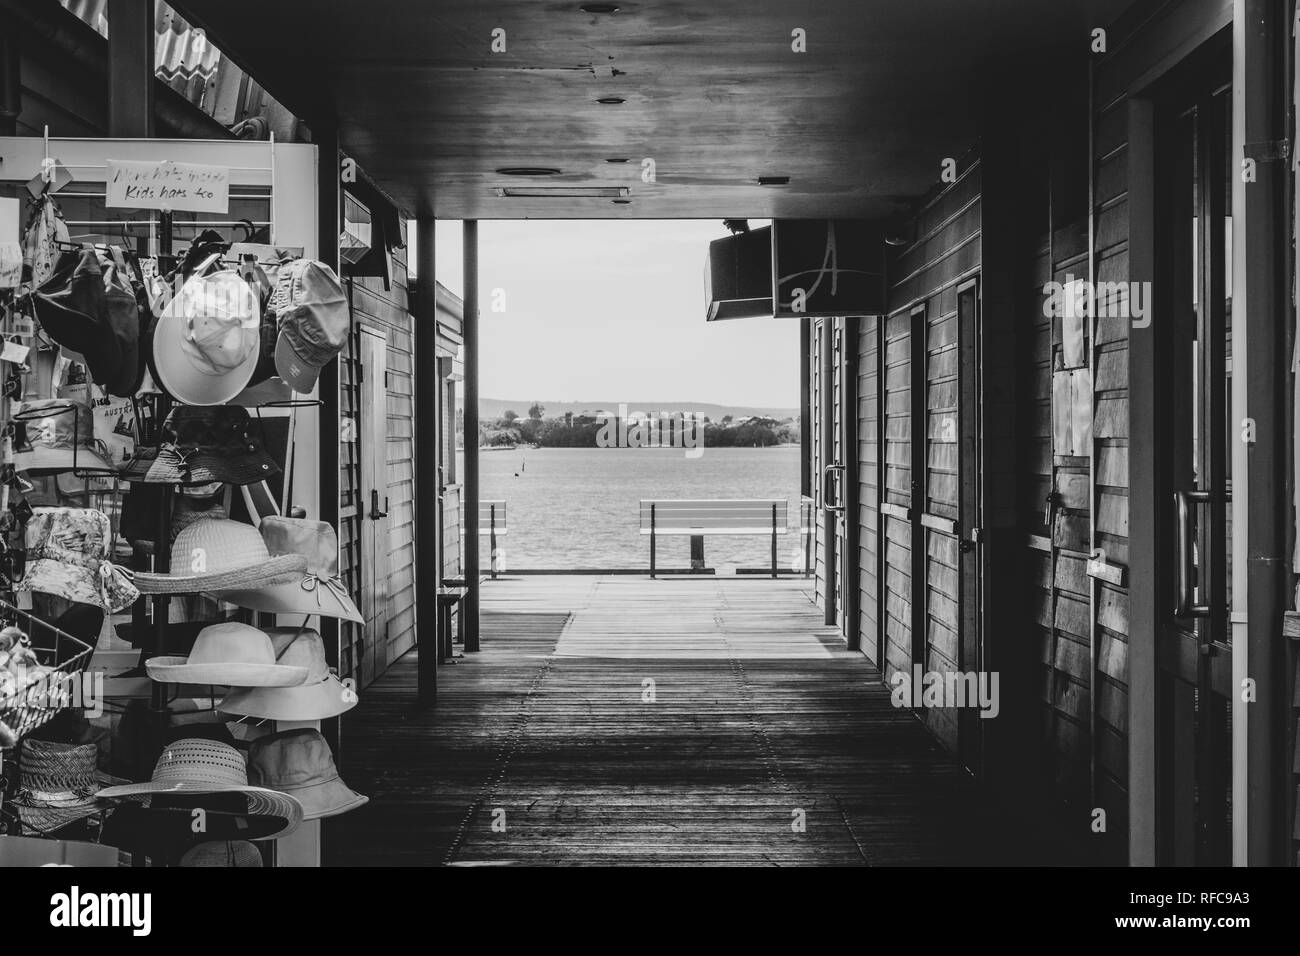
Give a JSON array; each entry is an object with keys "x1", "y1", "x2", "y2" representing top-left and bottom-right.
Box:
[
  {"x1": 639, "y1": 499, "x2": 788, "y2": 578},
  {"x1": 460, "y1": 500, "x2": 507, "y2": 578}
]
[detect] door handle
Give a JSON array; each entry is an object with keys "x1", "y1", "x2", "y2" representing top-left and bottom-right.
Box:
[
  {"x1": 1174, "y1": 489, "x2": 1210, "y2": 618},
  {"x1": 369, "y1": 489, "x2": 389, "y2": 520},
  {"x1": 822, "y1": 464, "x2": 845, "y2": 514}
]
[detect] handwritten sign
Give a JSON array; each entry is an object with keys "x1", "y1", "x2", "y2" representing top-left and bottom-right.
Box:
[{"x1": 105, "y1": 160, "x2": 230, "y2": 213}]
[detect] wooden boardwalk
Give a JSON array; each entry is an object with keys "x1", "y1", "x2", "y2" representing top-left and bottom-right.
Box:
[{"x1": 327, "y1": 576, "x2": 1063, "y2": 866}]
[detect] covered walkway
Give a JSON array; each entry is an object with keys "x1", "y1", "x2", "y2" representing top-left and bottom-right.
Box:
[{"x1": 328, "y1": 576, "x2": 1074, "y2": 866}]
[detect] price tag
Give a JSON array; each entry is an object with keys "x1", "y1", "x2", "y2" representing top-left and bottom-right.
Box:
[{"x1": 0, "y1": 340, "x2": 30, "y2": 365}]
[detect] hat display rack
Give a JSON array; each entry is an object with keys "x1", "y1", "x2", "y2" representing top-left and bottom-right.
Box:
[{"x1": 0, "y1": 134, "x2": 362, "y2": 868}]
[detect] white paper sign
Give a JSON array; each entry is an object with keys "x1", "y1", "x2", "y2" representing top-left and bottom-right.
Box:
[{"x1": 105, "y1": 159, "x2": 230, "y2": 213}]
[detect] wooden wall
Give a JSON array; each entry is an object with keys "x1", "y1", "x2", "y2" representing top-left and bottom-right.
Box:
[
  {"x1": 339, "y1": 222, "x2": 418, "y2": 687},
  {"x1": 857, "y1": 316, "x2": 880, "y2": 666}
]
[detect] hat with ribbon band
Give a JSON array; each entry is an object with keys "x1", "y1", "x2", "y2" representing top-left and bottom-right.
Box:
[
  {"x1": 15, "y1": 507, "x2": 139, "y2": 613},
  {"x1": 9, "y1": 738, "x2": 125, "y2": 835},
  {"x1": 209, "y1": 517, "x2": 361, "y2": 622}
]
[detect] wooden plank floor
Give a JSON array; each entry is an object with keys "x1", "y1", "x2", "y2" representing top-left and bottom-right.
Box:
[{"x1": 327, "y1": 576, "x2": 1067, "y2": 866}]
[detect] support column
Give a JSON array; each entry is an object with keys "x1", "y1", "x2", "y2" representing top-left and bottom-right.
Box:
[
  {"x1": 415, "y1": 216, "x2": 439, "y2": 705},
  {"x1": 820, "y1": 318, "x2": 837, "y2": 626},
  {"x1": 1236, "y1": 0, "x2": 1288, "y2": 866},
  {"x1": 315, "y1": 124, "x2": 341, "y2": 754},
  {"x1": 107, "y1": 0, "x2": 153, "y2": 137},
  {"x1": 800, "y1": 320, "x2": 812, "y2": 500},
  {"x1": 463, "y1": 221, "x2": 481, "y2": 652}
]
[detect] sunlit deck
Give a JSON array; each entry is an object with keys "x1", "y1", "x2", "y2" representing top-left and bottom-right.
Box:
[{"x1": 327, "y1": 575, "x2": 1071, "y2": 866}]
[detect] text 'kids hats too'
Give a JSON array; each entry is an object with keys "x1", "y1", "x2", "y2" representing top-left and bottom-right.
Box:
[
  {"x1": 153, "y1": 263, "x2": 260, "y2": 406},
  {"x1": 146, "y1": 622, "x2": 309, "y2": 687},
  {"x1": 96, "y1": 738, "x2": 302, "y2": 839},
  {"x1": 271, "y1": 259, "x2": 348, "y2": 393},
  {"x1": 210, "y1": 517, "x2": 362, "y2": 623},
  {"x1": 130, "y1": 518, "x2": 307, "y2": 595},
  {"x1": 247, "y1": 728, "x2": 367, "y2": 821},
  {"x1": 16, "y1": 508, "x2": 140, "y2": 613},
  {"x1": 119, "y1": 404, "x2": 279, "y2": 486},
  {"x1": 219, "y1": 628, "x2": 356, "y2": 721}
]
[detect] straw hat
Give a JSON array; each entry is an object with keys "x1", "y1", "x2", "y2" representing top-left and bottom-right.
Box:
[
  {"x1": 9, "y1": 738, "x2": 123, "y2": 835},
  {"x1": 96, "y1": 737, "x2": 302, "y2": 839},
  {"x1": 247, "y1": 728, "x2": 367, "y2": 821},
  {"x1": 210, "y1": 517, "x2": 362, "y2": 622},
  {"x1": 131, "y1": 518, "x2": 307, "y2": 595},
  {"x1": 219, "y1": 627, "x2": 357, "y2": 721},
  {"x1": 146, "y1": 622, "x2": 309, "y2": 687},
  {"x1": 179, "y1": 840, "x2": 263, "y2": 867}
]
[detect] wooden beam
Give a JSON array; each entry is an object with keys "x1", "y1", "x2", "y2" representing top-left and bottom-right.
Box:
[{"x1": 107, "y1": 0, "x2": 153, "y2": 137}]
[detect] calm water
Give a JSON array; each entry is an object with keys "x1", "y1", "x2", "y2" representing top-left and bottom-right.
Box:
[{"x1": 455, "y1": 446, "x2": 804, "y2": 570}]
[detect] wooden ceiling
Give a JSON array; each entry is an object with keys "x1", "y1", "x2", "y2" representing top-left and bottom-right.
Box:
[{"x1": 176, "y1": 0, "x2": 1128, "y2": 219}]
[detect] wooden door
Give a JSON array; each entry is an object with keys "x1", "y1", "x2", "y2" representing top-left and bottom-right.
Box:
[
  {"x1": 1152, "y1": 70, "x2": 1233, "y2": 866},
  {"x1": 359, "y1": 327, "x2": 391, "y2": 685}
]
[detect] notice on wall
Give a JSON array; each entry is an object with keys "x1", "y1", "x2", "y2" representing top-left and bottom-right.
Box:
[{"x1": 105, "y1": 159, "x2": 230, "y2": 213}]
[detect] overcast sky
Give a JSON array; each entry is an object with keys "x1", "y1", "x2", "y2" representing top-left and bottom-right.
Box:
[{"x1": 417, "y1": 220, "x2": 798, "y2": 408}]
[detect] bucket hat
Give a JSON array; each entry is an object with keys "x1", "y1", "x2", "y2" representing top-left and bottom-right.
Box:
[
  {"x1": 130, "y1": 518, "x2": 307, "y2": 595},
  {"x1": 219, "y1": 628, "x2": 356, "y2": 721},
  {"x1": 96, "y1": 737, "x2": 303, "y2": 839},
  {"x1": 119, "y1": 404, "x2": 279, "y2": 487},
  {"x1": 9, "y1": 738, "x2": 124, "y2": 835},
  {"x1": 145, "y1": 622, "x2": 309, "y2": 687},
  {"x1": 152, "y1": 264, "x2": 261, "y2": 405},
  {"x1": 179, "y1": 840, "x2": 263, "y2": 867},
  {"x1": 247, "y1": 728, "x2": 367, "y2": 821},
  {"x1": 271, "y1": 259, "x2": 349, "y2": 393},
  {"x1": 15, "y1": 507, "x2": 139, "y2": 612},
  {"x1": 13, "y1": 399, "x2": 115, "y2": 476},
  {"x1": 210, "y1": 517, "x2": 361, "y2": 622},
  {"x1": 32, "y1": 247, "x2": 140, "y2": 397}
]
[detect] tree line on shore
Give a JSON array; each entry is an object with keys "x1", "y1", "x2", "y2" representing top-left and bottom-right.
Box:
[{"x1": 475, "y1": 403, "x2": 799, "y2": 448}]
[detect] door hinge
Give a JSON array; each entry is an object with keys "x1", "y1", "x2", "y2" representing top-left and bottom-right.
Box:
[{"x1": 1244, "y1": 139, "x2": 1290, "y2": 163}]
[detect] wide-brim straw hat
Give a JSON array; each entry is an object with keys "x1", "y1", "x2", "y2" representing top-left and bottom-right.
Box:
[
  {"x1": 131, "y1": 518, "x2": 307, "y2": 595},
  {"x1": 145, "y1": 622, "x2": 309, "y2": 687},
  {"x1": 96, "y1": 738, "x2": 302, "y2": 839}
]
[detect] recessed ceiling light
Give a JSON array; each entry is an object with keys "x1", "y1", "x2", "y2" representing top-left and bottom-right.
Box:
[
  {"x1": 495, "y1": 167, "x2": 562, "y2": 176},
  {"x1": 580, "y1": 3, "x2": 620, "y2": 13},
  {"x1": 605, "y1": 157, "x2": 630, "y2": 163},
  {"x1": 495, "y1": 185, "x2": 631, "y2": 198},
  {"x1": 758, "y1": 175, "x2": 790, "y2": 186},
  {"x1": 596, "y1": 97, "x2": 625, "y2": 105}
]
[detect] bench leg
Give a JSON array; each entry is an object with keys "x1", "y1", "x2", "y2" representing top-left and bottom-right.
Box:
[{"x1": 690, "y1": 534, "x2": 705, "y2": 571}]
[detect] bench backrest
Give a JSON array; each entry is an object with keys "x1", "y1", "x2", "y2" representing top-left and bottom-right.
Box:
[
  {"x1": 639, "y1": 499, "x2": 788, "y2": 535},
  {"x1": 460, "y1": 500, "x2": 507, "y2": 534}
]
